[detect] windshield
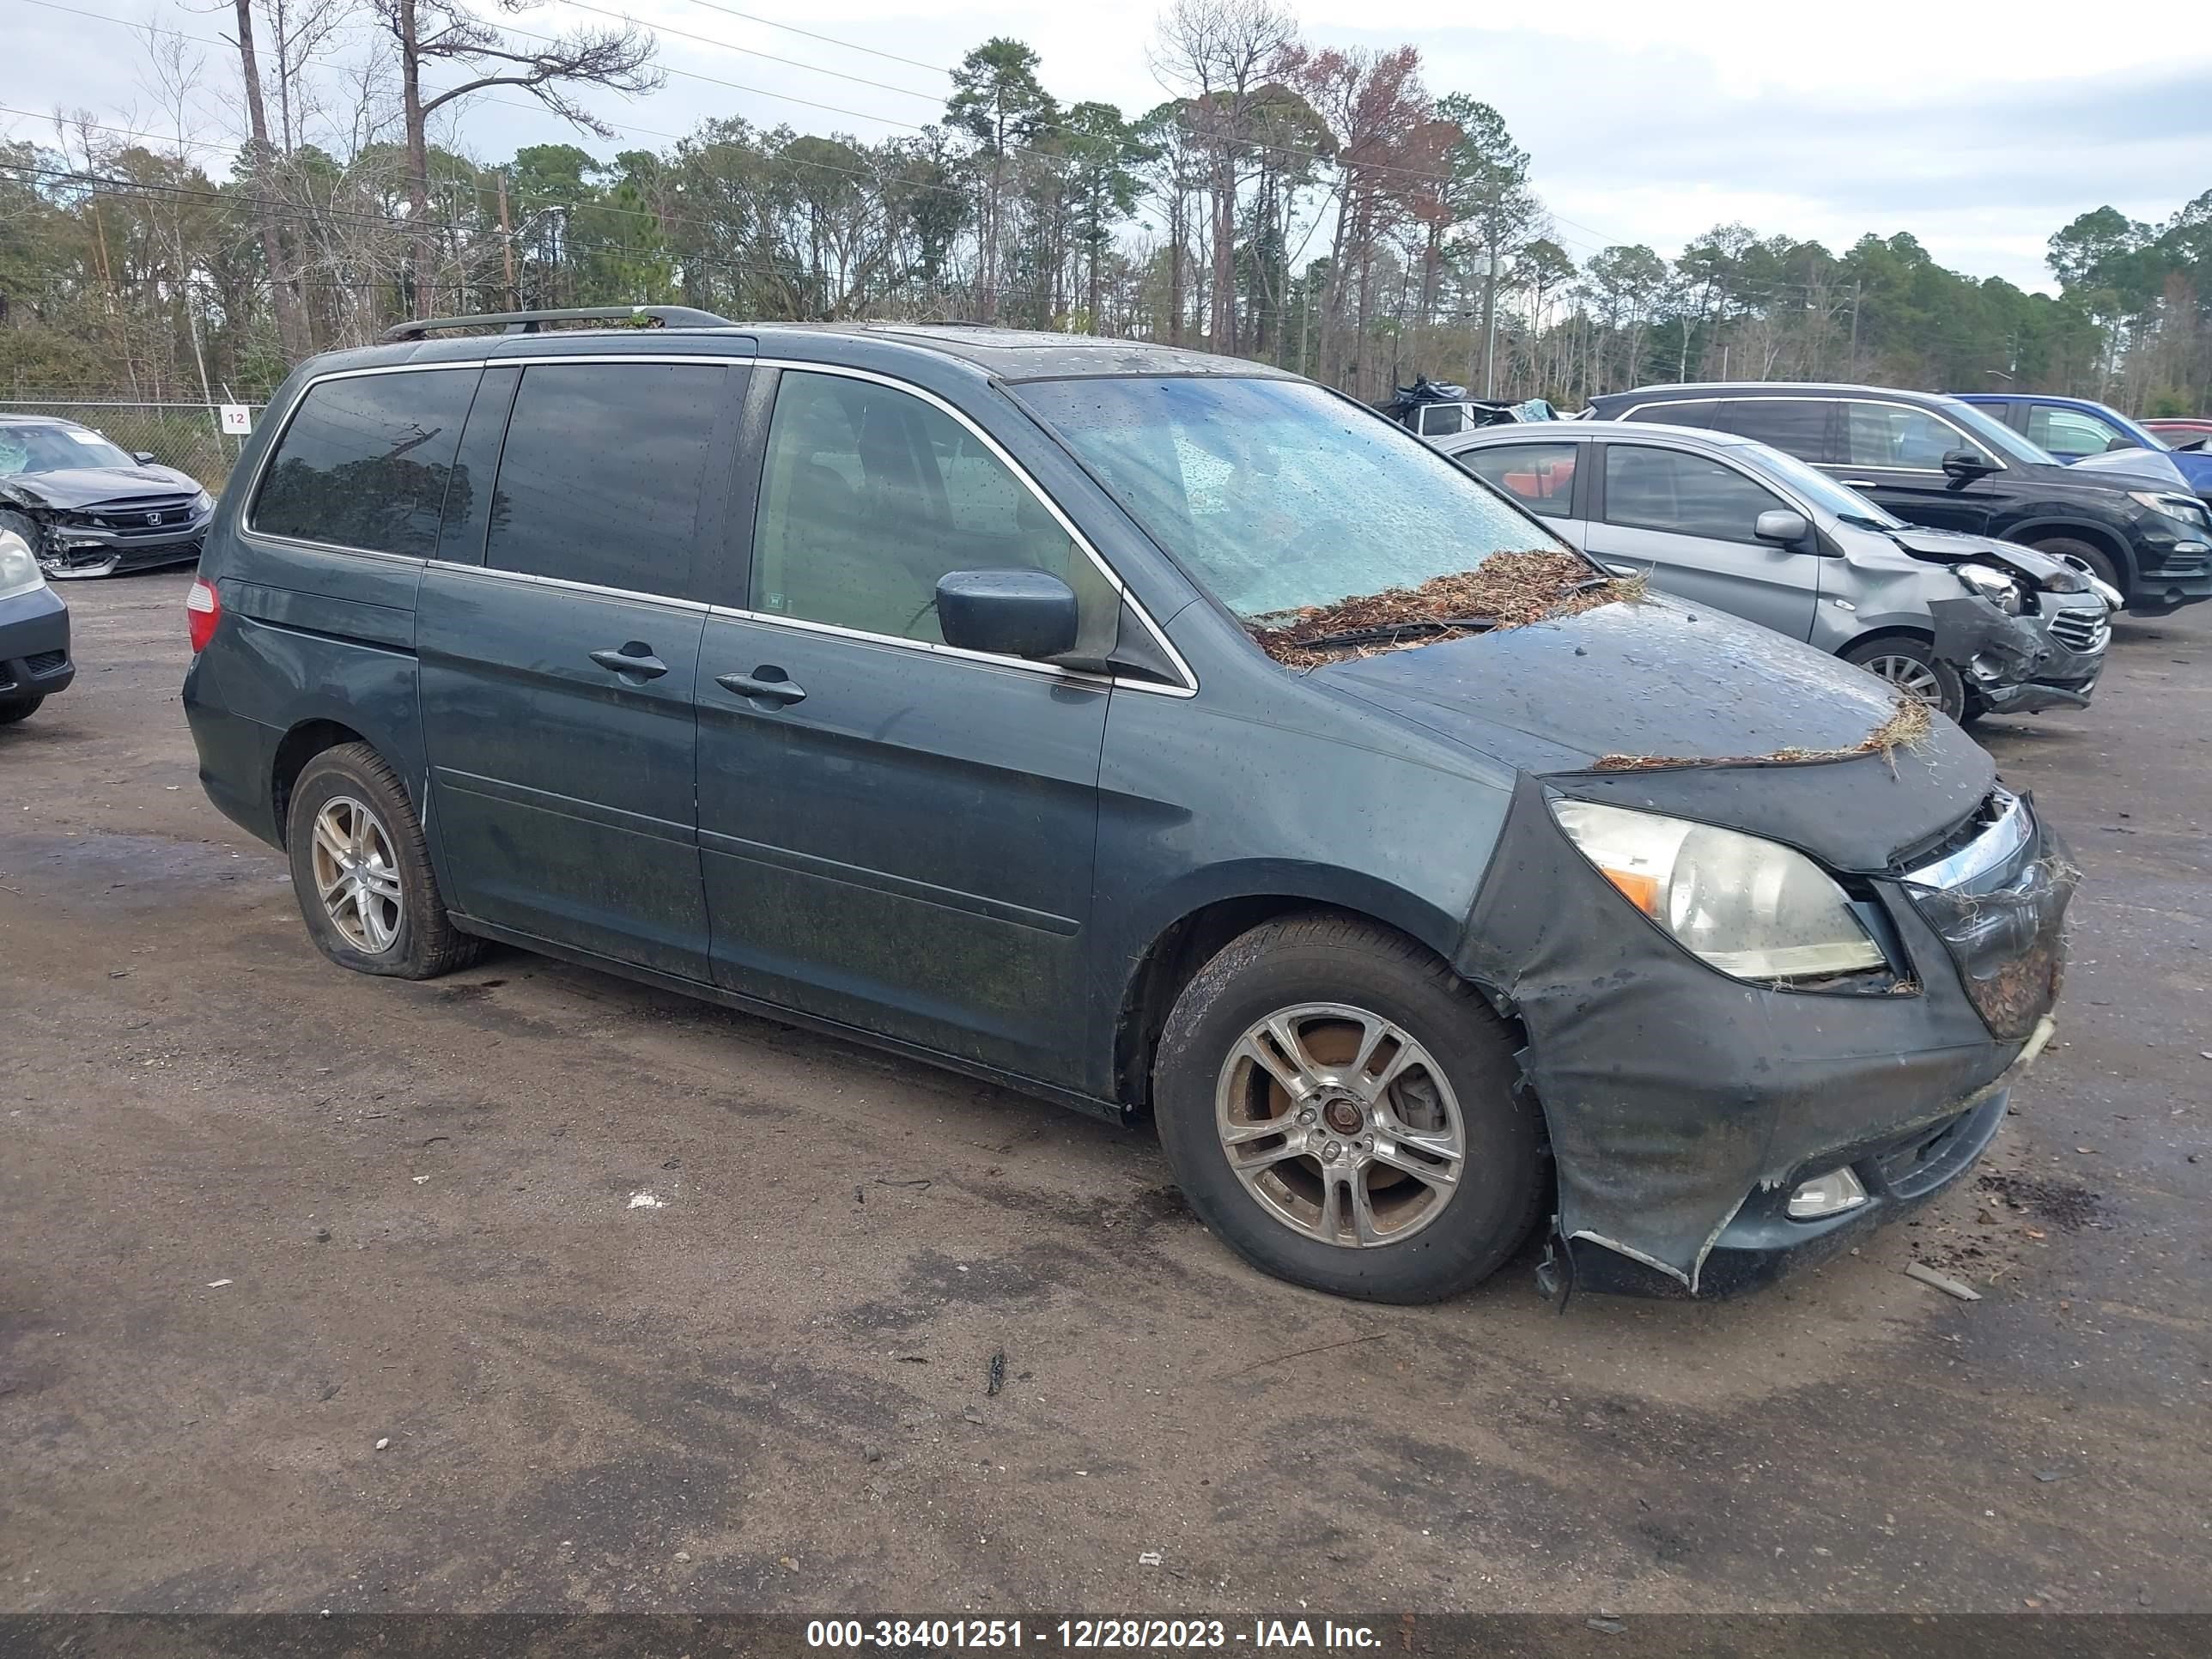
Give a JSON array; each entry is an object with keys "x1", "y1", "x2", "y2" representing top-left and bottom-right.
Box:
[
  {"x1": 1933, "y1": 398, "x2": 2056, "y2": 467},
  {"x1": 1752, "y1": 442, "x2": 1905, "y2": 529},
  {"x1": 1018, "y1": 376, "x2": 1569, "y2": 620},
  {"x1": 0, "y1": 423, "x2": 137, "y2": 476}
]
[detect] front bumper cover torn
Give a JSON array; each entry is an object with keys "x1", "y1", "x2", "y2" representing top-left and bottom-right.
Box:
[{"x1": 1457, "y1": 770, "x2": 2071, "y2": 1293}]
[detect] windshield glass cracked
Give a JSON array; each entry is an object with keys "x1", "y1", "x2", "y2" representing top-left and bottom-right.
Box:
[{"x1": 1018, "y1": 375, "x2": 1564, "y2": 621}]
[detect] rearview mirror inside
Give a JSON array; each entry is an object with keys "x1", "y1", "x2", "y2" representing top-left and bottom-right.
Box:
[{"x1": 936, "y1": 568, "x2": 1080, "y2": 660}]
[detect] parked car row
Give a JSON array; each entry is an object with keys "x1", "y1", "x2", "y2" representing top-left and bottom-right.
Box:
[{"x1": 178, "y1": 309, "x2": 2076, "y2": 1309}]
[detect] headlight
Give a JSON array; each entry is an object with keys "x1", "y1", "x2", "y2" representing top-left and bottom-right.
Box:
[
  {"x1": 191, "y1": 488, "x2": 214, "y2": 515},
  {"x1": 1551, "y1": 799, "x2": 1887, "y2": 981},
  {"x1": 2127, "y1": 489, "x2": 2210, "y2": 527},
  {"x1": 0, "y1": 526, "x2": 46, "y2": 601},
  {"x1": 2036, "y1": 563, "x2": 2087, "y2": 594},
  {"x1": 1955, "y1": 562, "x2": 2024, "y2": 614}
]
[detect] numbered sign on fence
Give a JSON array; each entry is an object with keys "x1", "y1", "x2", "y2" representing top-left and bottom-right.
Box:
[{"x1": 219, "y1": 404, "x2": 253, "y2": 436}]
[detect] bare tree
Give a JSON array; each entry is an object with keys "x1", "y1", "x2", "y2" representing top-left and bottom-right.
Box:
[
  {"x1": 225, "y1": 0, "x2": 307, "y2": 356},
  {"x1": 1149, "y1": 0, "x2": 1297, "y2": 353},
  {"x1": 372, "y1": 0, "x2": 659, "y2": 318}
]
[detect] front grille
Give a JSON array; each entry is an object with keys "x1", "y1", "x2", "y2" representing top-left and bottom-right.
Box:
[
  {"x1": 73, "y1": 495, "x2": 203, "y2": 538},
  {"x1": 1905, "y1": 803, "x2": 2075, "y2": 1040},
  {"x1": 24, "y1": 649, "x2": 67, "y2": 675},
  {"x1": 2048, "y1": 609, "x2": 2109, "y2": 653}
]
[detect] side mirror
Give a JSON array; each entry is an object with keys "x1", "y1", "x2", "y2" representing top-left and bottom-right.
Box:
[
  {"x1": 935, "y1": 568, "x2": 1079, "y2": 660},
  {"x1": 1753, "y1": 509, "x2": 1811, "y2": 547},
  {"x1": 132, "y1": 451, "x2": 157, "y2": 465},
  {"x1": 1941, "y1": 448, "x2": 1994, "y2": 480},
  {"x1": 2106, "y1": 435, "x2": 2136, "y2": 453}
]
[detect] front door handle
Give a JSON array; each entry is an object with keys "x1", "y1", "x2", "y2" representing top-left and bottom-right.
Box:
[
  {"x1": 1842, "y1": 480, "x2": 1880, "y2": 489},
  {"x1": 717, "y1": 669, "x2": 806, "y2": 707},
  {"x1": 591, "y1": 643, "x2": 667, "y2": 680}
]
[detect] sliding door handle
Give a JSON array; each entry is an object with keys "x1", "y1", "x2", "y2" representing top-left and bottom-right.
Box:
[
  {"x1": 717, "y1": 670, "x2": 806, "y2": 707},
  {"x1": 590, "y1": 643, "x2": 667, "y2": 679}
]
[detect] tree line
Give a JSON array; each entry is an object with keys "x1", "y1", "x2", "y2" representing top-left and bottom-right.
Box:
[{"x1": 2, "y1": 0, "x2": 2208, "y2": 417}]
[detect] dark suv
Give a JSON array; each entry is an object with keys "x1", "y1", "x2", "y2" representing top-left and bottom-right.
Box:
[
  {"x1": 1583, "y1": 382, "x2": 2212, "y2": 614},
  {"x1": 184, "y1": 308, "x2": 2073, "y2": 1304}
]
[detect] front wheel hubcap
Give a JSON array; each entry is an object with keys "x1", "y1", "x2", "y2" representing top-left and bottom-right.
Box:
[
  {"x1": 1215, "y1": 1003, "x2": 1467, "y2": 1248},
  {"x1": 310, "y1": 795, "x2": 404, "y2": 953}
]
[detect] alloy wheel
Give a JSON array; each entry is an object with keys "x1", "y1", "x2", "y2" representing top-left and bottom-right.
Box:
[
  {"x1": 309, "y1": 794, "x2": 404, "y2": 953},
  {"x1": 1861, "y1": 653, "x2": 1945, "y2": 706},
  {"x1": 1214, "y1": 1003, "x2": 1467, "y2": 1248}
]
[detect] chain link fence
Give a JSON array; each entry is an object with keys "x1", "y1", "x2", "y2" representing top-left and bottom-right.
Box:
[{"x1": 0, "y1": 401, "x2": 266, "y2": 490}]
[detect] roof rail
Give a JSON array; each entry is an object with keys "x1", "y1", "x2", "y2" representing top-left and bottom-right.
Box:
[{"x1": 383, "y1": 305, "x2": 736, "y2": 342}]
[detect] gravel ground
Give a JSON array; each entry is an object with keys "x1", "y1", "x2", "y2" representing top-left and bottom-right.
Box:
[{"x1": 2, "y1": 568, "x2": 2208, "y2": 1617}]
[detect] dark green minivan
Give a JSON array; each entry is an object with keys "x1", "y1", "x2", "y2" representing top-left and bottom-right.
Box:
[{"x1": 185, "y1": 309, "x2": 2073, "y2": 1304}]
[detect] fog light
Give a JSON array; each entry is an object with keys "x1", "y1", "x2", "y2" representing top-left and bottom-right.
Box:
[{"x1": 1787, "y1": 1167, "x2": 1868, "y2": 1219}]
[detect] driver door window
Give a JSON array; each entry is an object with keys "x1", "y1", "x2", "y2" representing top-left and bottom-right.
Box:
[
  {"x1": 750, "y1": 370, "x2": 1108, "y2": 646},
  {"x1": 2027, "y1": 404, "x2": 2126, "y2": 459},
  {"x1": 1844, "y1": 403, "x2": 1987, "y2": 471},
  {"x1": 1602, "y1": 446, "x2": 1784, "y2": 543}
]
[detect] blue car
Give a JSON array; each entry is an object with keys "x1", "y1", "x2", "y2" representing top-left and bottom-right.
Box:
[{"x1": 1959, "y1": 392, "x2": 2212, "y2": 502}]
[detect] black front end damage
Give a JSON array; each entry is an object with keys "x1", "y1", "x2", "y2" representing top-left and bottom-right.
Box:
[{"x1": 1461, "y1": 769, "x2": 2074, "y2": 1298}]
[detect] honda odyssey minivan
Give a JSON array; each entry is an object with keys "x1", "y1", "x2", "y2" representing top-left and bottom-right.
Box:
[{"x1": 185, "y1": 309, "x2": 2074, "y2": 1303}]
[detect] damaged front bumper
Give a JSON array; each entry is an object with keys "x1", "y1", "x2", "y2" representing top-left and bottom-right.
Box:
[
  {"x1": 1463, "y1": 775, "x2": 2074, "y2": 1297},
  {"x1": 1934, "y1": 594, "x2": 2109, "y2": 717}
]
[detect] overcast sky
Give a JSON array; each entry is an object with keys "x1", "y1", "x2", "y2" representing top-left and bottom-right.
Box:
[{"x1": 10, "y1": 0, "x2": 2209, "y2": 291}]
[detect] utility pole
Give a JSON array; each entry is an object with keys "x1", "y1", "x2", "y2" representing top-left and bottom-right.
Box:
[
  {"x1": 496, "y1": 170, "x2": 517, "y2": 309},
  {"x1": 1482, "y1": 240, "x2": 1502, "y2": 398},
  {"x1": 1847, "y1": 279, "x2": 1862, "y2": 378}
]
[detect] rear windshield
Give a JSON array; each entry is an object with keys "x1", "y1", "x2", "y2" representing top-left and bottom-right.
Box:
[{"x1": 1018, "y1": 376, "x2": 1568, "y2": 620}]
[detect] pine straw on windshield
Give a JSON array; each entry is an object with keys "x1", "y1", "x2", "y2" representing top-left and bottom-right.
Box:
[{"x1": 1248, "y1": 550, "x2": 1632, "y2": 669}]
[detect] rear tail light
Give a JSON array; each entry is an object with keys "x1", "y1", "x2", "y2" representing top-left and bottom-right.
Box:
[{"x1": 186, "y1": 577, "x2": 220, "y2": 652}]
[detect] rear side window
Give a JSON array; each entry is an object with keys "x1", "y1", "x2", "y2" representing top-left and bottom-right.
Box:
[
  {"x1": 1721, "y1": 398, "x2": 1835, "y2": 463},
  {"x1": 252, "y1": 368, "x2": 478, "y2": 555},
  {"x1": 750, "y1": 369, "x2": 1107, "y2": 645},
  {"x1": 1603, "y1": 445, "x2": 1783, "y2": 543},
  {"x1": 1456, "y1": 442, "x2": 1578, "y2": 518},
  {"x1": 485, "y1": 362, "x2": 727, "y2": 596}
]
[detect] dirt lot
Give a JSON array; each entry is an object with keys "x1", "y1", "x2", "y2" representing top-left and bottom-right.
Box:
[{"x1": 3, "y1": 569, "x2": 2208, "y2": 1618}]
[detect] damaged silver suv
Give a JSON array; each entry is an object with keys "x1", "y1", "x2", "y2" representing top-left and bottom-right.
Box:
[
  {"x1": 185, "y1": 315, "x2": 2075, "y2": 1304},
  {"x1": 1437, "y1": 421, "x2": 2113, "y2": 726}
]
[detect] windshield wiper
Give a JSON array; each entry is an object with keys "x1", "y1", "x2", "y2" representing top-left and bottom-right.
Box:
[{"x1": 1290, "y1": 616, "x2": 1498, "y2": 652}]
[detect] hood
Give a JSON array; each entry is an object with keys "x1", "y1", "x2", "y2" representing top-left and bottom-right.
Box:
[
  {"x1": 2063, "y1": 445, "x2": 2193, "y2": 492},
  {"x1": 1877, "y1": 524, "x2": 2075, "y2": 587},
  {"x1": 1317, "y1": 596, "x2": 1996, "y2": 870},
  {"x1": 0, "y1": 465, "x2": 202, "y2": 511},
  {"x1": 1324, "y1": 596, "x2": 1896, "y2": 765}
]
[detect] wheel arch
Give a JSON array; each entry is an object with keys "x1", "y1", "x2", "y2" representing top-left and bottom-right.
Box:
[
  {"x1": 2011, "y1": 521, "x2": 2132, "y2": 593},
  {"x1": 270, "y1": 718, "x2": 371, "y2": 846},
  {"x1": 1109, "y1": 871, "x2": 1493, "y2": 1115}
]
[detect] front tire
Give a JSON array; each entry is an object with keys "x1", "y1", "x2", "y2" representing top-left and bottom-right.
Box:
[
  {"x1": 286, "y1": 742, "x2": 480, "y2": 980},
  {"x1": 0, "y1": 696, "x2": 43, "y2": 725},
  {"x1": 1841, "y1": 635, "x2": 1965, "y2": 722},
  {"x1": 1152, "y1": 914, "x2": 1544, "y2": 1303}
]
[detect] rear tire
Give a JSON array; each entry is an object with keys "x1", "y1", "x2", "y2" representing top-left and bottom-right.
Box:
[
  {"x1": 286, "y1": 742, "x2": 481, "y2": 980},
  {"x1": 1841, "y1": 635, "x2": 1965, "y2": 722},
  {"x1": 1152, "y1": 913, "x2": 1545, "y2": 1304},
  {"x1": 2030, "y1": 536, "x2": 2122, "y2": 597},
  {"x1": 0, "y1": 696, "x2": 43, "y2": 725}
]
